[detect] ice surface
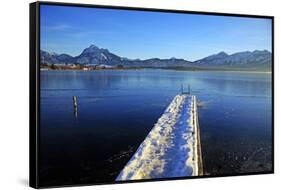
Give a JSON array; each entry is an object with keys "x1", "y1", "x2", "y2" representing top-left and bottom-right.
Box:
[{"x1": 116, "y1": 95, "x2": 199, "y2": 181}]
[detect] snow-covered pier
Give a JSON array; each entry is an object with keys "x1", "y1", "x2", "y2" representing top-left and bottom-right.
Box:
[{"x1": 116, "y1": 95, "x2": 203, "y2": 181}]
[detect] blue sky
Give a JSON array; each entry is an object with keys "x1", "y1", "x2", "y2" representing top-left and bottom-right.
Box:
[{"x1": 40, "y1": 5, "x2": 272, "y2": 61}]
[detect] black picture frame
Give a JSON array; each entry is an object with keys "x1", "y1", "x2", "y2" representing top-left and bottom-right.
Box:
[{"x1": 30, "y1": 1, "x2": 274, "y2": 188}]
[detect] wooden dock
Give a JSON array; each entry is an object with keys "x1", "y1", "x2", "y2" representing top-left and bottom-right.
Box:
[
  {"x1": 116, "y1": 94, "x2": 203, "y2": 180},
  {"x1": 193, "y1": 96, "x2": 204, "y2": 175}
]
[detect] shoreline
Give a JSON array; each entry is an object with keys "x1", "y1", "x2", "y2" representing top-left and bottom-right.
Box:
[{"x1": 40, "y1": 67, "x2": 272, "y2": 74}]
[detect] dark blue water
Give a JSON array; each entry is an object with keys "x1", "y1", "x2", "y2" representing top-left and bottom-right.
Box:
[{"x1": 40, "y1": 69, "x2": 272, "y2": 186}]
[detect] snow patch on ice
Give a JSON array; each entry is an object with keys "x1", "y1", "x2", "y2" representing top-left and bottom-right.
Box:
[{"x1": 116, "y1": 95, "x2": 199, "y2": 181}]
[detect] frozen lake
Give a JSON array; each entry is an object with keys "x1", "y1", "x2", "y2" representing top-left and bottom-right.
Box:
[{"x1": 40, "y1": 69, "x2": 272, "y2": 186}]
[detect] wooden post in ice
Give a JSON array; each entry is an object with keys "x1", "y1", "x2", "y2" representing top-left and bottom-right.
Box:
[
  {"x1": 188, "y1": 84, "x2": 191, "y2": 94},
  {"x1": 73, "y1": 96, "x2": 78, "y2": 117},
  {"x1": 181, "y1": 84, "x2": 184, "y2": 94}
]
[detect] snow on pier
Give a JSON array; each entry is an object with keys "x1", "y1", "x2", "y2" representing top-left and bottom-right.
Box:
[{"x1": 116, "y1": 95, "x2": 202, "y2": 181}]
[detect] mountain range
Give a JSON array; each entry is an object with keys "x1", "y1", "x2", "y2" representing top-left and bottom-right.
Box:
[{"x1": 40, "y1": 44, "x2": 272, "y2": 71}]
